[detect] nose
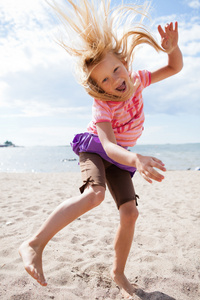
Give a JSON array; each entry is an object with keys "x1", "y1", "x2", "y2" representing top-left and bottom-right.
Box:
[{"x1": 111, "y1": 74, "x2": 120, "y2": 87}]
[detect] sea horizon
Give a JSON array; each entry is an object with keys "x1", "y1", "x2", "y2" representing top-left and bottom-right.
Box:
[
  {"x1": 11, "y1": 142, "x2": 200, "y2": 147},
  {"x1": 0, "y1": 142, "x2": 200, "y2": 173}
]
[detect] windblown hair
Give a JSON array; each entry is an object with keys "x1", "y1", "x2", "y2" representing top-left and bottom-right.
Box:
[{"x1": 50, "y1": 0, "x2": 164, "y2": 101}]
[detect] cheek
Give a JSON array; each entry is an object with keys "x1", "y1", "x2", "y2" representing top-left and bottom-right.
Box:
[
  {"x1": 104, "y1": 84, "x2": 113, "y2": 93},
  {"x1": 122, "y1": 69, "x2": 129, "y2": 78}
]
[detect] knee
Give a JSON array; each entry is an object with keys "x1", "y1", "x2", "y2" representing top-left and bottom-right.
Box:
[
  {"x1": 119, "y1": 201, "x2": 139, "y2": 227},
  {"x1": 87, "y1": 186, "x2": 105, "y2": 209}
]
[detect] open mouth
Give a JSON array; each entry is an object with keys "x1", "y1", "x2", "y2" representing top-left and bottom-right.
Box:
[{"x1": 116, "y1": 81, "x2": 126, "y2": 92}]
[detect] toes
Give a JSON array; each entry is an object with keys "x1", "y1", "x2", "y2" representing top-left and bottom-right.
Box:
[
  {"x1": 37, "y1": 272, "x2": 47, "y2": 286},
  {"x1": 25, "y1": 265, "x2": 47, "y2": 286},
  {"x1": 39, "y1": 278, "x2": 47, "y2": 286},
  {"x1": 37, "y1": 279, "x2": 47, "y2": 286}
]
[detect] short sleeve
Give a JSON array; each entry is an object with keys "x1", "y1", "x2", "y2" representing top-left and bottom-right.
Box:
[
  {"x1": 92, "y1": 99, "x2": 112, "y2": 124},
  {"x1": 137, "y1": 70, "x2": 151, "y2": 89}
]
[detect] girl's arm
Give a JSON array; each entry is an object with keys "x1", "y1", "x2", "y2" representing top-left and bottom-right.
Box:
[
  {"x1": 151, "y1": 22, "x2": 183, "y2": 84},
  {"x1": 96, "y1": 122, "x2": 166, "y2": 183}
]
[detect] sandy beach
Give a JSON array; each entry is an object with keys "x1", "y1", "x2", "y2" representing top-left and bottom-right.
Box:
[{"x1": 0, "y1": 171, "x2": 199, "y2": 300}]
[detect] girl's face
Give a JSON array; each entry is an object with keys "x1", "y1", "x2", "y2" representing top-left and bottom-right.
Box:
[{"x1": 89, "y1": 52, "x2": 133, "y2": 101}]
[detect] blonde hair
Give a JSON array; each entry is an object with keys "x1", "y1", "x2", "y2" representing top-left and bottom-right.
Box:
[{"x1": 50, "y1": 0, "x2": 164, "y2": 101}]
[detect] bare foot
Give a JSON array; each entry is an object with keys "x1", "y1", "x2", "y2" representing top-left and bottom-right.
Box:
[
  {"x1": 19, "y1": 240, "x2": 47, "y2": 286},
  {"x1": 111, "y1": 270, "x2": 140, "y2": 299}
]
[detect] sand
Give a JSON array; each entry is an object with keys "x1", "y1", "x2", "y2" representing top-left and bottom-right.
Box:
[{"x1": 0, "y1": 171, "x2": 199, "y2": 300}]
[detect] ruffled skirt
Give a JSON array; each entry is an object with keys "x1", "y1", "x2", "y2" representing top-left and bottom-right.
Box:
[{"x1": 71, "y1": 132, "x2": 136, "y2": 177}]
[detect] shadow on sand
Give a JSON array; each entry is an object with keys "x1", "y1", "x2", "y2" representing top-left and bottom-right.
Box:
[{"x1": 136, "y1": 288, "x2": 176, "y2": 300}]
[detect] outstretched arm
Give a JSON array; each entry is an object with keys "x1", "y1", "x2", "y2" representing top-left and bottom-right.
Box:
[
  {"x1": 151, "y1": 21, "x2": 183, "y2": 84},
  {"x1": 96, "y1": 122, "x2": 166, "y2": 183}
]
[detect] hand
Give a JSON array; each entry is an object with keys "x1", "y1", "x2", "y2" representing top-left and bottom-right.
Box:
[
  {"x1": 135, "y1": 154, "x2": 166, "y2": 183},
  {"x1": 158, "y1": 21, "x2": 179, "y2": 54}
]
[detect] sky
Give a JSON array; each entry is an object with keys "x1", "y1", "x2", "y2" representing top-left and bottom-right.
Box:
[{"x1": 0, "y1": 0, "x2": 200, "y2": 146}]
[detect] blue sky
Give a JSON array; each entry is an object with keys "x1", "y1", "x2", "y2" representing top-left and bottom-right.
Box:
[{"x1": 0, "y1": 0, "x2": 200, "y2": 146}]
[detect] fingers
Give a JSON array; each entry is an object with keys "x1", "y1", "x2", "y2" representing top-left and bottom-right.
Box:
[
  {"x1": 157, "y1": 24, "x2": 165, "y2": 37},
  {"x1": 140, "y1": 157, "x2": 166, "y2": 184},
  {"x1": 152, "y1": 157, "x2": 166, "y2": 171},
  {"x1": 175, "y1": 21, "x2": 178, "y2": 31},
  {"x1": 136, "y1": 154, "x2": 166, "y2": 184},
  {"x1": 140, "y1": 168, "x2": 163, "y2": 184},
  {"x1": 141, "y1": 172, "x2": 153, "y2": 184},
  {"x1": 166, "y1": 22, "x2": 173, "y2": 31},
  {"x1": 158, "y1": 21, "x2": 178, "y2": 36},
  {"x1": 150, "y1": 157, "x2": 166, "y2": 180},
  {"x1": 147, "y1": 166, "x2": 165, "y2": 182},
  {"x1": 169, "y1": 21, "x2": 178, "y2": 31},
  {"x1": 142, "y1": 169, "x2": 164, "y2": 184}
]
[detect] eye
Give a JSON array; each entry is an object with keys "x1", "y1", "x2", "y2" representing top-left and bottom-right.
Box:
[
  {"x1": 114, "y1": 67, "x2": 119, "y2": 72},
  {"x1": 102, "y1": 77, "x2": 108, "y2": 83}
]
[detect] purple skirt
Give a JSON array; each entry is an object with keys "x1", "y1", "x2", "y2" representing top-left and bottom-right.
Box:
[{"x1": 71, "y1": 132, "x2": 136, "y2": 178}]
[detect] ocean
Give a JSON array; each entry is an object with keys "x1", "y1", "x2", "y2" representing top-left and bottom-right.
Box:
[{"x1": 0, "y1": 143, "x2": 200, "y2": 173}]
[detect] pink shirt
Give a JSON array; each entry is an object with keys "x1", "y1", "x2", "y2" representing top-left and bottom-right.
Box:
[{"x1": 87, "y1": 70, "x2": 151, "y2": 147}]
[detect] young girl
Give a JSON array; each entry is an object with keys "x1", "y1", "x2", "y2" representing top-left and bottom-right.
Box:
[{"x1": 19, "y1": 0, "x2": 183, "y2": 298}]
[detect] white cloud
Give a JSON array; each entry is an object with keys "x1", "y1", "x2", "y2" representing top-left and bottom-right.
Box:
[
  {"x1": 0, "y1": 0, "x2": 200, "y2": 145},
  {"x1": 133, "y1": 14, "x2": 200, "y2": 116},
  {"x1": 186, "y1": 0, "x2": 200, "y2": 9},
  {"x1": 2, "y1": 102, "x2": 91, "y2": 118},
  {"x1": 0, "y1": 0, "x2": 70, "y2": 77},
  {"x1": 138, "y1": 113, "x2": 200, "y2": 145},
  {"x1": 0, "y1": 81, "x2": 10, "y2": 106},
  {"x1": 3, "y1": 125, "x2": 85, "y2": 147},
  {"x1": 20, "y1": 125, "x2": 81, "y2": 146},
  {"x1": 0, "y1": 0, "x2": 50, "y2": 26},
  {"x1": 180, "y1": 22, "x2": 200, "y2": 44}
]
